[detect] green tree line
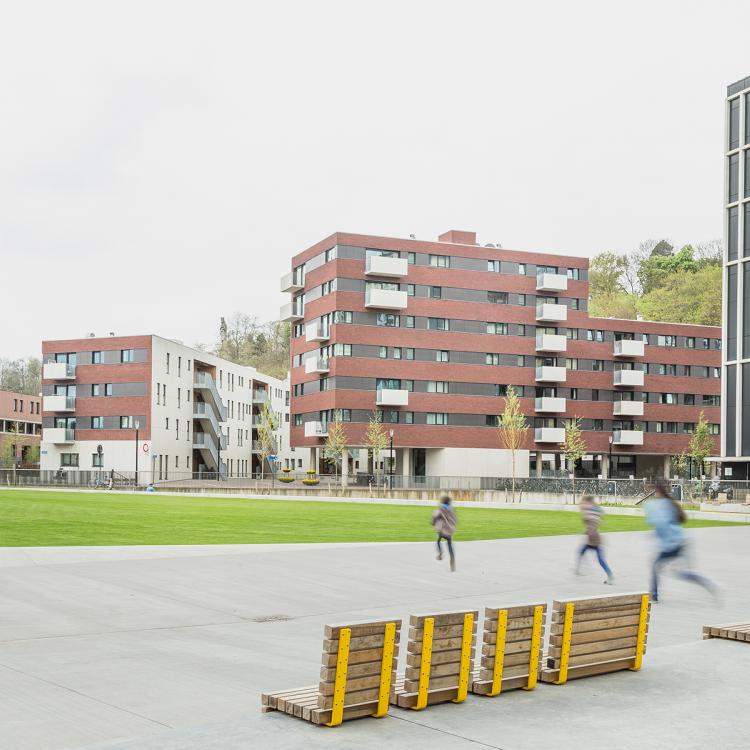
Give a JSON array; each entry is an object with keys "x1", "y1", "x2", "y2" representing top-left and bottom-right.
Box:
[
  {"x1": 0, "y1": 357, "x2": 41, "y2": 396},
  {"x1": 589, "y1": 239, "x2": 721, "y2": 326},
  {"x1": 212, "y1": 313, "x2": 290, "y2": 379}
]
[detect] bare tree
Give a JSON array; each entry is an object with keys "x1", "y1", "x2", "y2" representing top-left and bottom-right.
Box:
[{"x1": 497, "y1": 385, "x2": 528, "y2": 503}]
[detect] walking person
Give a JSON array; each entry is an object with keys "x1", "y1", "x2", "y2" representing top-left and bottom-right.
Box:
[
  {"x1": 645, "y1": 481, "x2": 717, "y2": 602},
  {"x1": 432, "y1": 494, "x2": 457, "y2": 572},
  {"x1": 574, "y1": 495, "x2": 614, "y2": 584}
]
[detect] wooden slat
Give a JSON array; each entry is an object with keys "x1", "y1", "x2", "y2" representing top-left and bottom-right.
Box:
[
  {"x1": 317, "y1": 685, "x2": 395, "y2": 710},
  {"x1": 471, "y1": 674, "x2": 530, "y2": 695},
  {"x1": 320, "y1": 659, "x2": 394, "y2": 682},
  {"x1": 549, "y1": 625, "x2": 638, "y2": 647},
  {"x1": 394, "y1": 685, "x2": 461, "y2": 708},
  {"x1": 551, "y1": 605, "x2": 643, "y2": 624},
  {"x1": 540, "y1": 656, "x2": 636, "y2": 683},
  {"x1": 403, "y1": 672, "x2": 470, "y2": 692},
  {"x1": 410, "y1": 611, "x2": 479, "y2": 627},
  {"x1": 404, "y1": 660, "x2": 464, "y2": 681},
  {"x1": 477, "y1": 663, "x2": 533, "y2": 681},
  {"x1": 484, "y1": 617, "x2": 543, "y2": 633},
  {"x1": 405, "y1": 648, "x2": 463, "y2": 668},
  {"x1": 546, "y1": 646, "x2": 639, "y2": 669},
  {"x1": 321, "y1": 645, "x2": 399, "y2": 667},
  {"x1": 323, "y1": 633, "x2": 389, "y2": 652},
  {"x1": 409, "y1": 623, "x2": 477, "y2": 641},
  {"x1": 484, "y1": 627, "x2": 544, "y2": 646},
  {"x1": 318, "y1": 671, "x2": 396, "y2": 696},
  {"x1": 550, "y1": 613, "x2": 647, "y2": 635},
  {"x1": 479, "y1": 650, "x2": 534, "y2": 669},
  {"x1": 324, "y1": 620, "x2": 401, "y2": 638},
  {"x1": 548, "y1": 636, "x2": 639, "y2": 659},
  {"x1": 552, "y1": 593, "x2": 647, "y2": 612},
  {"x1": 485, "y1": 604, "x2": 546, "y2": 619},
  {"x1": 410, "y1": 635, "x2": 473, "y2": 654},
  {"x1": 481, "y1": 640, "x2": 537, "y2": 657}
]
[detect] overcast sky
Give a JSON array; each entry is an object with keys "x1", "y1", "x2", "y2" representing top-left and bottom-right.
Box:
[{"x1": 2, "y1": 1, "x2": 748, "y2": 359}]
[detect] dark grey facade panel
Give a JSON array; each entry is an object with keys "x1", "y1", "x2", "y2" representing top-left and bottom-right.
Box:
[
  {"x1": 745, "y1": 204, "x2": 750, "y2": 257},
  {"x1": 726, "y1": 365, "x2": 737, "y2": 456},
  {"x1": 744, "y1": 264, "x2": 750, "y2": 360},
  {"x1": 729, "y1": 206, "x2": 738, "y2": 261},
  {"x1": 727, "y1": 265, "x2": 738, "y2": 360},
  {"x1": 729, "y1": 97, "x2": 740, "y2": 149},
  {"x1": 742, "y1": 364, "x2": 750, "y2": 456},
  {"x1": 729, "y1": 153, "x2": 739, "y2": 203}
]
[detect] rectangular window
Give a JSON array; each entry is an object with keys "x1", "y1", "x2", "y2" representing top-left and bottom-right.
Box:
[
  {"x1": 660, "y1": 393, "x2": 678, "y2": 404},
  {"x1": 684, "y1": 394, "x2": 695, "y2": 405},
  {"x1": 105, "y1": 383, "x2": 112, "y2": 396},
  {"x1": 93, "y1": 384, "x2": 101, "y2": 397},
  {"x1": 393, "y1": 347, "x2": 402, "y2": 359},
  {"x1": 430, "y1": 286, "x2": 442, "y2": 299},
  {"x1": 686, "y1": 337, "x2": 695, "y2": 348},
  {"x1": 376, "y1": 313, "x2": 400, "y2": 327},
  {"x1": 428, "y1": 317, "x2": 449, "y2": 331},
  {"x1": 729, "y1": 206, "x2": 739, "y2": 261},
  {"x1": 565, "y1": 358, "x2": 578, "y2": 370},
  {"x1": 427, "y1": 381, "x2": 449, "y2": 393},
  {"x1": 566, "y1": 268, "x2": 580, "y2": 280},
  {"x1": 702, "y1": 394, "x2": 720, "y2": 406},
  {"x1": 488, "y1": 291, "x2": 508, "y2": 304},
  {"x1": 485, "y1": 415, "x2": 498, "y2": 426},
  {"x1": 566, "y1": 328, "x2": 579, "y2": 340},
  {"x1": 403, "y1": 379, "x2": 414, "y2": 391},
  {"x1": 592, "y1": 360, "x2": 604, "y2": 372},
  {"x1": 333, "y1": 310, "x2": 353, "y2": 324},
  {"x1": 407, "y1": 284, "x2": 415, "y2": 296},
  {"x1": 92, "y1": 452, "x2": 104, "y2": 468},
  {"x1": 121, "y1": 349, "x2": 135, "y2": 363},
  {"x1": 426, "y1": 412, "x2": 448, "y2": 425},
  {"x1": 60, "y1": 453, "x2": 79, "y2": 467},
  {"x1": 404, "y1": 348, "x2": 415, "y2": 360},
  {"x1": 429, "y1": 254, "x2": 450, "y2": 268},
  {"x1": 407, "y1": 251, "x2": 416, "y2": 264},
  {"x1": 92, "y1": 351, "x2": 102, "y2": 364},
  {"x1": 487, "y1": 322, "x2": 508, "y2": 335},
  {"x1": 436, "y1": 350, "x2": 449, "y2": 362},
  {"x1": 518, "y1": 263, "x2": 526, "y2": 275},
  {"x1": 166, "y1": 353, "x2": 170, "y2": 374},
  {"x1": 91, "y1": 416, "x2": 104, "y2": 429},
  {"x1": 729, "y1": 96, "x2": 740, "y2": 149},
  {"x1": 488, "y1": 260, "x2": 500, "y2": 272},
  {"x1": 729, "y1": 153, "x2": 739, "y2": 203},
  {"x1": 486, "y1": 353, "x2": 500, "y2": 365},
  {"x1": 517, "y1": 294, "x2": 526, "y2": 305},
  {"x1": 333, "y1": 343, "x2": 352, "y2": 356},
  {"x1": 379, "y1": 346, "x2": 388, "y2": 358},
  {"x1": 325, "y1": 247, "x2": 337, "y2": 262},
  {"x1": 120, "y1": 416, "x2": 134, "y2": 428},
  {"x1": 657, "y1": 335, "x2": 676, "y2": 347},
  {"x1": 405, "y1": 315, "x2": 415, "y2": 328},
  {"x1": 404, "y1": 412, "x2": 414, "y2": 424}
]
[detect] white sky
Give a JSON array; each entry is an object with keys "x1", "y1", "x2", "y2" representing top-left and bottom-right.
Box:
[{"x1": 2, "y1": 0, "x2": 748, "y2": 359}]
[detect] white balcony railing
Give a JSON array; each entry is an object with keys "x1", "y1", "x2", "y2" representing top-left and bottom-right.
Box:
[
  {"x1": 365, "y1": 288, "x2": 408, "y2": 309},
  {"x1": 536, "y1": 272, "x2": 568, "y2": 293},
  {"x1": 305, "y1": 323, "x2": 329, "y2": 342},
  {"x1": 43, "y1": 394, "x2": 75, "y2": 412},
  {"x1": 534, "y1": 427, "x2": 566, "y2": 443},
  {"x1": 614, "y1": 369, "x2": 644, "y2": 387},
  {"x1": 43, "y1": 362, "x2": 75, "y2": 380},
  {"x1": 304, "y1": 357, "x2": 330, "y2": 374},
  {"x1": 535, "y1": 366, "x2": 567, "y2": 382},
  {"x1": 535, "y1": 397, "x2": 566, "y2": 413},
  {"x1": 613, "y1": 400, "x2": 645, "y2": 417},
  {"x1": 304, "y1": 421, "x2": 328, "y2": 438},
  {"x1": 279, "y1": 301, "x2": 303, "y2": 321},
  {"x1": 535, "y1": 333, "x2": 567, "y2": 353},
  {"x1": 43, "y1": 427, "x2": 75, "y2": 444},
  {"x1": 365, "y1": 255, "x2": 408, "y2": 277},
  {"x1": 614, "y1": 339, "x2": 645, "y2": 358},
  {"x1": 376, "y1": 389, "x2": 409, "y2": 406},
  {"x1": 280, "y1": 270, "x2": 304, "y2": 293},
  {"x1": 613, "y1": 429, "x2": 644, "y2": 446},
  {"x1": 535, "y1": 303, "x2": 568, "y2": 323}
]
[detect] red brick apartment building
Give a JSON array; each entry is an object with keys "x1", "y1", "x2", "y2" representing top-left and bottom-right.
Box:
[
  {"x1": 281, "y1": 230, "x2": 721, "y2": 480},
  {"x1": 0, "y1": 390, "x2": 41, "y2": 467}
]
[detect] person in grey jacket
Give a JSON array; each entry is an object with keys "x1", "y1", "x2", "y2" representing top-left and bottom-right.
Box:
[
  {"x1": 574, "y1": 495, "x2": 614, "y2": 584},
  {"x1": 432, "y1": 494, "x2": 457, "y2": 572}
]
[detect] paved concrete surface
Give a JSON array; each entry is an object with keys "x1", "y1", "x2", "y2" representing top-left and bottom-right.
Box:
[{"x1": 2, "y1": 526, "x2": 748, "y2": 749}]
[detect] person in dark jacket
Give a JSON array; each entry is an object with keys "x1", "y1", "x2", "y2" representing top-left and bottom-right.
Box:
[
  {"x1": 432, "y1": 494, "x2": 457, "y2": 572},
  {"x1": 574, "y1": 495, "x2": 614, "y2": 584}
]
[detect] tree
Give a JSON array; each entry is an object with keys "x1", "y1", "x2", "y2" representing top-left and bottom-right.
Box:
[
  {"x1": 638, "y1": 245, "x2": 698, "y2": 295},
  {"x1": 497, "y1": 385, "x2": 528, "y2": 503},
  {"x1": 563, "y1": 417, "x2": 587, "y2": 504},
  {"x1": 363, "y1": 411, "x2": 389, "y2": 484},
  {"x1": 689, "y1": 411, "x2": 715, "y2": 482},
  {"x1": 256, "y1": 400, "x2": 278, "y2": 479},
  {"x1": 214, "y1": 314, "x2": 290, "y2": 379},
  {"x1": 323, "y1": 412, "x2": 348, "y2": 485},
  {"x1": 671, "y1": 451, "x2": 689, "y2": 479},
  {"x1": 637, "y1": 265, "x2": 721, "y2": 326},
  {"x1": 0, "y1": 357, "x2": 42, "y2": 396},
  {"x1": 589, "y1": 252, "x2": 627, "y2": 298},
  {"x1": 0, "y1": 423, "x2": 37, "y2": 469},
  {"x1": 588, "y1": 292, "x2": 638, "y2": 320}
]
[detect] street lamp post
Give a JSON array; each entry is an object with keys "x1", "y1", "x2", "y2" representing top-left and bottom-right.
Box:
[
  {"x1": 389, "y1": 429, "x2": 394, "y2": 490},
  {"x1": 608, "y1": 435, "x2": 613, "y2": 479},
  {"x1": 134, "y1": 420, "x2": 140, "y2": 488}
]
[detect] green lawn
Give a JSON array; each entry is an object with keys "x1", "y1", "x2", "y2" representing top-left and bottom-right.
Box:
[{"x1": 0, "y1": 489, "x2": 741, "y2": 547}]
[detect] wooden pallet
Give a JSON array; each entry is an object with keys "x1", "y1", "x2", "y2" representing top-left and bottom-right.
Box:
[
  {"x1": 703, "y1": 622, "x2": 750, "y2": 642},
  {"x1": 540, "y1": 592, "x2": 650, "y2": 684},
  {"x1": 471, "y1": 602, "x2": 546, "y2": 696},
  {"x1": 261, "y1": 618, "x2": 401, "y2": 726},
  {"x1": 392, "y1": 609, "x2": 479, "y2": 709}
]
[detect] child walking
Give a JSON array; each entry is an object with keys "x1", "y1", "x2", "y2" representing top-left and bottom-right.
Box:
[
  {"x1": 574, "y1": 495, "x2": 614, "y2": 584},
  {"x1": 432, "y1": 494, "x2": 457, "y2": 572}
]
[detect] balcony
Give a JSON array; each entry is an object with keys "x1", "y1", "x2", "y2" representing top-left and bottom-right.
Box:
[
  {"x1": 536, "y1": 272, "x2": 568, "y2": 293},
  {"x1": 280, "y1": 271, "x2": 303, "y2": 293},
  {"x1": 535, "y1": 333, "x2": 567, "y2": 353},
  {"x1": 193, "y1": 371, "x2": 228, "y2": 421},
  {"x1": 43, "y1": 362, "x2": 75, "y2": 380},
  {"x1": 305, "y1": 323, "x2": 329, "y2": 342},
  {"x1": 614, "y1": 369, "x2": 644, "y2": 387},
  {"x1": 535, "y1": 397, "x2": 566, "y2": 413},
  {"x1": 535, "y1": 366, "x2": 567, "y2": 382},
  {"x1": 376, "y1": 389, "x2": 409, "y2": 407},
  {"x1": 279, "y1": 301, "x2": 303, "y2": 322},
  {"x1": 535, "y1": 427, "x2": 565, "y2": 443},
  {"x1": 304, "y1": 421, "x2": 328, "y2": 438},
  {"x1": 43, "y1": 394, "x2": 75, "y2": 412},
  {"x1": 613, "y1": 400, "x2": 644, "y2": 417},
  {"x1": 613, "y1": 429, "x2": 644, "y2": 446},
  {"x1": 43, "y1": 427, "x2": 75, "y2": 444},
  {"x1": 614, "y1": 339, "x2": 645, "y2": 358},
  {"x1": 304, "y1": 357, "x2": 330, "y2": 374},
  {"x1": 252, "y1": 390, "x2": 268, "y2": 404},
  {"x1": 365, "y1": 288, "x2": 408, "y2": 310},
  {"x1": 365, "y1": 255, "x2": 408, "y2": 277},
  {"x1": 535, "y1": 303, "x2": 567, "y2": 323}
]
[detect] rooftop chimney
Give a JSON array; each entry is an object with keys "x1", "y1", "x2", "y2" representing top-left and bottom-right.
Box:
[{"x1": 438, "y1": 230, "x2": 477, "y2": 245}]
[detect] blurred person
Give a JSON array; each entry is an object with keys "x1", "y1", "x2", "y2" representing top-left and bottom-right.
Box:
[
  {"x1": 432, "y1": 494, "x2": 457, "y2": 572},
  {"x1": 645, "y1": 480, "x2": 717, "y2": 602},
  {"x1": 574, "y1": 495, "x2": 614, "y2": 584}
]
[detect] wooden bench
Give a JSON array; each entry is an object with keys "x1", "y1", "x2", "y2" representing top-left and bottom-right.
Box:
[
  {"x1": 540, "y1": 592, "x2": 650, "y2": 684},
  {"x1": 392, "y1": 609, "x2": 478, "y2": 709},
  {"x1": 703, "y1": 622, "x2": 750, "y2": 642},
  {"x1": 471, "y1": 602, "x2": 546, "y2": 696},
  {"x1": 261, "y1": 618, "x2": 400, "y2": 726}
]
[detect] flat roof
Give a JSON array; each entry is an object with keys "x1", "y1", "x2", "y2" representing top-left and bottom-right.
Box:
[{"x1": 728, "y1": 75, "x2": 750, "y2": 97}]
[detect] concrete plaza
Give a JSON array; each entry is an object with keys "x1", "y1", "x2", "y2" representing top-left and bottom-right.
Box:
[{"x1": 1, "y1": 525, "x2": 748, "y2": 749}]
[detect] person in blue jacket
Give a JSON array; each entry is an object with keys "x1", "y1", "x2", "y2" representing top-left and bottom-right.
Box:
[{"x1": 644, "y1": 481, "x2": 716, "y2": 602}]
